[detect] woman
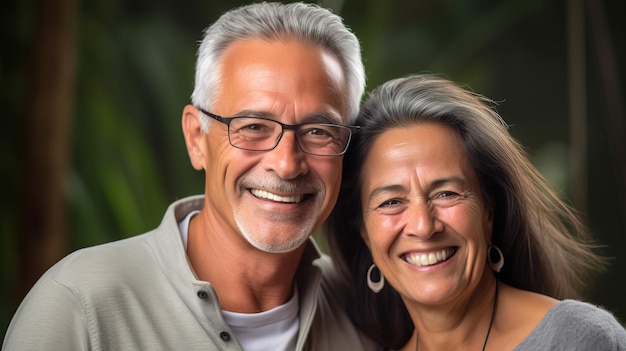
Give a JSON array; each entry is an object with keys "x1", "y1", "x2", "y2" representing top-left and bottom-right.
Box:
[{"x1": 327, "y1": 74, "x2": 626, "y2": 350}]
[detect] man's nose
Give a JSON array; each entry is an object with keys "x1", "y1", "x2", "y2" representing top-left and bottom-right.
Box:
[{"x1": 263, "y1": 131, "x2": 309, "y2": 179}]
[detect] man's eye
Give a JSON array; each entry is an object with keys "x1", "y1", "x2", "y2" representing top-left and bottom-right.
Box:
[
  {"x1": 303, "y1": 127, "x2": 333, "y2": 138},
  {"x1": 236, "y1": 121, "x2": 274, "y2": 135},
  {"x1": 241, "y1": 123, "x2": 265, "y2": 131}
]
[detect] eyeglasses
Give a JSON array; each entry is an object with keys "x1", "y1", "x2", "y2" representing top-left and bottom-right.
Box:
[{"x1": 197, "y1": 108, "x2": 359, "y2": 156}]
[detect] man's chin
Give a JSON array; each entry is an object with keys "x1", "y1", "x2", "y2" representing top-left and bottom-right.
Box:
[
  {"x1": 235, "y1": 207, "x2": 319, "y2": 248},
  {"x1": 239, "y1": 225, "x2": 312, "y2": 254}
]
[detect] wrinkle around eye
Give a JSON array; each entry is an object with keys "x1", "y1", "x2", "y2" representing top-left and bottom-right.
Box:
[
  {"x1": 433, "y1": 191, "x2": 460, "y2": 200},
  {"x1": 301, "y1": 126, "x2": 333, "y2": 138},
  {"x1": 431, "y1": 190, "x2": 472, "y2": 207},
  {"x1": 372, "y1": 199, "x2": 408, "y2": 216},
  {"x1": 381, "y1": 197, "x2": 404, "y2": 207}
]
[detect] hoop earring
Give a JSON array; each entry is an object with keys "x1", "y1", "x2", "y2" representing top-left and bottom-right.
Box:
[
  {"x1": 367, "y1": 263, "x2": 385, "y2": 293},
  {"x1": 488, "y1": 245, "x2": 504, "y2": 273}
]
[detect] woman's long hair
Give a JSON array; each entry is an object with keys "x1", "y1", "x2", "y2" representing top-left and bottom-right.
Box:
[{"x1": 326, "y1": 74, "x2": 606, "y2": 349}]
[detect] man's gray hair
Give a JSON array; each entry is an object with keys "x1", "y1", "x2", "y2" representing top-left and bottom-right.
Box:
[{"x1": 191, "y1": 2, "x2": 365, "y2": 131}]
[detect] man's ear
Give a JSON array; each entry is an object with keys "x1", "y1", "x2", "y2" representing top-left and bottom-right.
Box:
[{"x1": 182, "y1": 105, "x2": 206, "y2": 171}]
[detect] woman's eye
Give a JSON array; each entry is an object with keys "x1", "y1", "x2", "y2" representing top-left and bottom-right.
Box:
[
  {"x1": 434, "y1": 191, "x2": 460, "y2": 200},
  {"x1": 378, "y1": 199, "x2": 400, "y2": 208}
]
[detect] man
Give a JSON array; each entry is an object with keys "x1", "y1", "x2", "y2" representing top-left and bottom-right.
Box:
[{"x1": 3, "y1": 2, "x2": 378, "y2": 350}]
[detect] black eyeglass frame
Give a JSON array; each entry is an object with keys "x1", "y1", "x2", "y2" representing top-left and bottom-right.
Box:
[{"x1": 197, "y1": 107, "x2": 360, "y2": 156}]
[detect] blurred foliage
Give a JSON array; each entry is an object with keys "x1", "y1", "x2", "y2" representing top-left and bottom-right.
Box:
[{"x1": 2, "y1": 0, "x2": 625, "y2": 339}]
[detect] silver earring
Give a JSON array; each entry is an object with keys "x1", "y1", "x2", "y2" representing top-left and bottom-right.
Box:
[
  {"x1": 488, "y1": 245, "x2": 504, "y2": 273},
  {"x1": 367, "y1": 263, "x2": 385, "y2": 293}
]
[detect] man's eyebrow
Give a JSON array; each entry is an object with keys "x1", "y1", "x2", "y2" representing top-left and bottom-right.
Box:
[
  {"x1": 303, "y1": 112, "x2": 343, "y2": 124},
  {"x1": 230, "y1": 109, "x2": 272, "y2": 118},
  {"x1": 230, "y1": 111, "x2": 343, "y2": 124}
]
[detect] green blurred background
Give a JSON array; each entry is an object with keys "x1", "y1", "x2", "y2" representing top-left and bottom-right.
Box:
[{"x1": 2, "y1": 0, "x2": 625, "y2": 338}]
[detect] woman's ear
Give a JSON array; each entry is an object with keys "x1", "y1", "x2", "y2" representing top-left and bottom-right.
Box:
[
  {"x1": 360, "y1": 225, "x2": 371, "y2": 249},
  {"x1": 483, "y1": 201, "x2": 494, "y2": 241},
  {"x1": 182, "y1": 105, "x2": 207, "y2": 171}
]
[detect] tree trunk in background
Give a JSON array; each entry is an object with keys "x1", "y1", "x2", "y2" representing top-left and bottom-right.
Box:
[
  {"x1": 567, "y1": 0, "x2": 587, "y2": 217},
  {"x1": 16, "y1": 0, "x2": 76, "y2": 305},
  {"x1": 587, "y1": 0, "x2": 626, "y2": 232}
]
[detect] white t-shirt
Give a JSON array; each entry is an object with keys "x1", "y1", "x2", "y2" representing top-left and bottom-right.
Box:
[{"x1": 179, "y1": 211, "x2": 299, "y2": 351}]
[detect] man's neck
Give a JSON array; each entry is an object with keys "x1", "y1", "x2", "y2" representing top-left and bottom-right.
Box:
[{"x1": 186, "y1": 209, "x2": 306, "y2": 313}]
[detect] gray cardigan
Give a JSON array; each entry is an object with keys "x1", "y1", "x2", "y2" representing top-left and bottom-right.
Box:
[
  {"x1": 3, "y1": 196, "x2": 379, "y2": 351},
  {"x1": 514, "y1": 299, "x2": 626, "y2": 350}
]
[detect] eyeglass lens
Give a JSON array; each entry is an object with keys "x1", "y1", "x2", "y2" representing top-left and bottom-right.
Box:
[{"x1": 228, "y1": 117, "x2": 350, "y2": 155}]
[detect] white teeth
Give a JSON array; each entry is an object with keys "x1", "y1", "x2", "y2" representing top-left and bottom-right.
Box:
[
  {"x1": 405, "y1": 248, "x2": 453, "y2": 267},
  {"x1": 250, "y1": 189, "x2": 304, "y2": 203}
]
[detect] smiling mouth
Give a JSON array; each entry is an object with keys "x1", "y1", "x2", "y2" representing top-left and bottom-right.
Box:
[
  {"x1": 250, "y1": 189, "x2": 307, "y2": 203},
  {"x1": 403, "y1": 248, "x2": 457, "y2": 267}
]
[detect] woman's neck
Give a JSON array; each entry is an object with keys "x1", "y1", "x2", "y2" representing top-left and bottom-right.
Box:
[{"x1": 404, "y1": 275, "x2": 499, "y2": 351}]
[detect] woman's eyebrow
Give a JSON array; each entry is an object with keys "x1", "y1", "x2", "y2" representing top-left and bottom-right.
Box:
[
  {"x1": 367, "y1": 176, "x2": 469, "y2": 201},
  {"x1": 430, "y1": 176, "x2": 468, "y2": 189},
  {"x1": 367, "y1": 184, "x2": 405, "y2": 203}
]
